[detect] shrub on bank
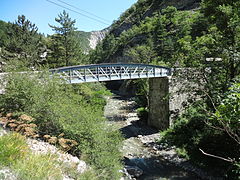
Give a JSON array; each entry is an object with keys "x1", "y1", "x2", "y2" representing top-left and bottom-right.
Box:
[
  {"x1": 0, "y1": 72, "x2": 123, "y2": 179},
  {"x1": 159, "y1": 100, "x2": 240, "y2": 179}
]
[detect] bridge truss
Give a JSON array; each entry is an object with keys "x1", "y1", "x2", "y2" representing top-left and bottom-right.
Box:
[{"x1": 50, "y1": 63, "x2": 172, "y2": 84}]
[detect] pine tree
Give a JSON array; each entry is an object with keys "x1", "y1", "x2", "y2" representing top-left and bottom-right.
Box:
[
  {"x1": 6, "y1": 15, "x2": 43, "y2": 67},
  {"x1": 48, "y1": 10, "x2": 83, "y2": 67}
]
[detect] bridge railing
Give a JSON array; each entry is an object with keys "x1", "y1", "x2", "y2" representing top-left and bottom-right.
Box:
[{"x1": 50, "y1": 63, "x2": 172, "y2": 83}]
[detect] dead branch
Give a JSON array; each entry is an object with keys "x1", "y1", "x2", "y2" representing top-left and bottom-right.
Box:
[{"x1": 199, "y1": 148, "x2": 235, "y2": 163}]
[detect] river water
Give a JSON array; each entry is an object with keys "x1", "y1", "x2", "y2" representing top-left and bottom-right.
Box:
[{"x1": 104, "y1": 93, "x2": 200, "y2": 180}]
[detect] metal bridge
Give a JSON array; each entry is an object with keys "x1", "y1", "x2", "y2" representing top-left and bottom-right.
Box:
[{"x1": 50, "y1": 63, "x2": 172, "y2": 83}]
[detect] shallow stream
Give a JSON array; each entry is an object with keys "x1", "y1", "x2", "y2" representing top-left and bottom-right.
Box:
[{"x1": 104, "y1": 93, "x2": 199, "y2": 180}]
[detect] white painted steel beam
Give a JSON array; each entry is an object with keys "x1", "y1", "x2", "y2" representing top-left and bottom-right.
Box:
[{"x1": 50, "y1": 63, "x2": 172, "y2": 84}]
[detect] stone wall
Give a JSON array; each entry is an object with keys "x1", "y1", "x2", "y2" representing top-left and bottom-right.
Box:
[{"x1": 148, "y1": 68, "x2": 201, "y2": 130}]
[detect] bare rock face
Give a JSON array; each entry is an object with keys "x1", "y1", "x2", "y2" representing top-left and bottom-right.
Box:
[{"x1": 88, "y1": 29, "x2": 108, "y2": 49}]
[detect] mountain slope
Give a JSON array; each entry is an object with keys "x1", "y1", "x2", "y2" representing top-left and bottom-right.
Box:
[{"x1": 89, "y1": 0, "x2": 202, "y2": 64}]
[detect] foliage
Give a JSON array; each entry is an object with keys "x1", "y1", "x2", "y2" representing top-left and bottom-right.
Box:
[
  {"x1": 0, "y1": 72, "x2": 123, "y2": 179},
  {"x1": 0, "y1": 20, "x2": 10, "y2": 48},
  {"x1": 5, "y1": 15, "x2": 45, "y2": 68},
  {"x1": 88, "y1": 1, "x2": 240, "y2": 178},
  {"x1": 159, "y1": 101, "x2": 240, "y2": 178},
  {"x1": 211, "y1": 81, "x2": 240, "y2": 145},
  {"x1": 48, "y1": 10, "x2": 84, "y2": 67},
  {"x1": 0, "y1": 13, "x2": 91, "y2": 71},
  {"x1": 0, "y1": 132, "x2": 28, "y2": 166},
  {"x1": 13, "y1": 153, "x2": 62, "y2": 180},
  {"x1": 0, "y1": 132, "x2": 63, "y2": 180}
]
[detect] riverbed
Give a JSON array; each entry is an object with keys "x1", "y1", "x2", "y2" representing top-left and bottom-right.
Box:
[{"x1": 104, "y1": 93, "x2": 199, "y2": 180}]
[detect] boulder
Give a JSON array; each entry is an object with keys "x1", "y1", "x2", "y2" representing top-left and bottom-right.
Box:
[
  {"x1": 58, "y1": 138, "x2": 78, "y2": 151},
  {"x1": 125, "y1": 165, "x2": 143, "y2": 178},
  {"x1": 0, "y1": 117, "x2": 8, "y2": 126},
  {"x1": 19, "y1": 114, "x2": 34, "y2": 122},
  {"x1": 58, "y1": 133, "x2": 65, "y2": 137},
  {"x1": 43, "y1": 135, "x2": 51, "y2": 139},
  {"x1": 48, "y1": 137, "x2": 58, "y2": 144},
  {"x1": 15, "y1": 124, "x2": 29, "y2": 132},
  {"x1": 23, "y1": 127, "x2": 36, "y2": 137},
  {"x1": 58, "y1": 138, "x2": 70, "y2": 150},
  {"x1": 6, "y1": 113, "x2": 13, "y2": 118},
  {"x1": 7, "y1": 123, "x2": 18, "y2": 129}
]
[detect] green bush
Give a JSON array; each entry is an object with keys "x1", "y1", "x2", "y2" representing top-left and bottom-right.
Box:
[
  {"x1": 160, "y1": 101, "x2": 240, "y2": 179},
  {"x1": 0, "y1": 132, "x2": 28, "y2": 166},
  {"x1": 136, "y1": 107, "x2": 148, "y2": 121},
  {"x1": 0, "y1": 72, "x2": 123, "y2": 179}
]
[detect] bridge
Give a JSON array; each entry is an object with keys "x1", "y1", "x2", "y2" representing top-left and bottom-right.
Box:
[
  {"x1": 0, "y1": 64, "x2": 193, "y2": 131},
  {"x1": 49, "y1": 63, "x2": 174, "y2": 130},
  {"x1": 50, "y1": 63, "x2": 172, "y2": 83}
]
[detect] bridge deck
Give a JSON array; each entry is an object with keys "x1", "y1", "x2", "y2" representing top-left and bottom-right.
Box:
[{"x1": 50, "y1": 63, "x2": 172, "y2": 83}]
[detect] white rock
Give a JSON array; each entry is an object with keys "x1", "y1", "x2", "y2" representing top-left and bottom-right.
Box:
[
  {"x1": 77, "y1": 161, "x2": 88, "y2": 173},
  {"x1": 26, "y1": 138, "x2": 88, "y2": 175},
  {"x1": 0, "y1": 168, "x2": 17, "y2": 180}
]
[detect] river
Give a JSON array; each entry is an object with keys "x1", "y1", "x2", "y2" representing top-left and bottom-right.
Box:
[{"x1": 104, "y1": 93, "x2": 200, "y2": 180}]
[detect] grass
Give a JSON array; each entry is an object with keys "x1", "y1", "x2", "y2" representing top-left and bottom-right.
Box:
[
  {"x1": 13, "y1": 153, "x2": 62, "y2": 180},
  {"x1": 0, "y1": 133, "x2": 28, "y2": 166},
  {"x1": 0, "y1": 132, "x2": 64, "y2": 180}
]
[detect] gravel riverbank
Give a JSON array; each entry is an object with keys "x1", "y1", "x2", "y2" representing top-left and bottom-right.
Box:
[{"x1": 104, "y1": 93, "x2": 222, "y2": 180}]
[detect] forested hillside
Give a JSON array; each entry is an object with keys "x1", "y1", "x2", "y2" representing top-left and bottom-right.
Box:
[
  {"x1": 89, "y1": 0, "x2": 201, "y2": 64},
  {"x1": 0, "y1": 13, "x2": 100, "y2": 72},
  {"x1": 90, "y1": 0, "x2": 240, "y2": 179}
]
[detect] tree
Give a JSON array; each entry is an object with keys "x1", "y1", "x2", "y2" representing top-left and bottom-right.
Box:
[
  {"x1": 6, "y1": 15, "x2": 43, "y2": 67},
  {"x1": 202, "y1": 0, "x2": 240, "y2": 81},
  {"x1": 48, "y1": 10, "x2": 83, "y2": 67}
]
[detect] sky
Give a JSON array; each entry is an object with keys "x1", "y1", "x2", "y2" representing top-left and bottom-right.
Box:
[{"x1": 0, "y1": 0, "x2": 137, "y2": 35}]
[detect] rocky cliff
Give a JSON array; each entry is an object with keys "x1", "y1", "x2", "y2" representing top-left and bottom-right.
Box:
[{"x1": 88, "y1": 29, "x2": 108, "y2": 49}]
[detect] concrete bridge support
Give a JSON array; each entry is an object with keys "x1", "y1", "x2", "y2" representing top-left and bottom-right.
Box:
[{"x1": 148, "y1": 77, "x2": 169, "y2": 130}]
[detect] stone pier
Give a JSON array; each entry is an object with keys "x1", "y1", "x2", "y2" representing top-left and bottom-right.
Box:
[{"x1": 148, "y1": 77, "x2": 169, "y2": 130}]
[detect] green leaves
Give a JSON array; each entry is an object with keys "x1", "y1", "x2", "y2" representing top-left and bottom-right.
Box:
[
  {"x1": 213, "y1": 82, "x2": 240, "y2": 135},
  {"x1": 48, "y1": 10, "x2": 83, "y2": 67},
  {"x1": 0, "y1": 73, "x2": 122, "y2": 179}
]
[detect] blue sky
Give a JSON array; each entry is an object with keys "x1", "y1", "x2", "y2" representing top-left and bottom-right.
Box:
[{"x1": 0, "y1": 0, "x2": 137, "y2": 35}]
